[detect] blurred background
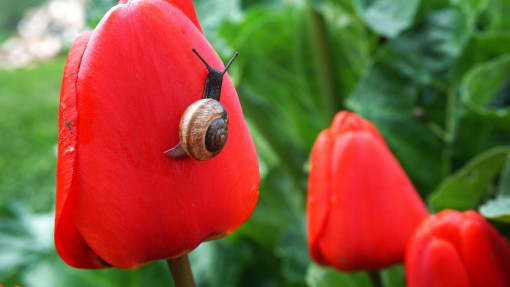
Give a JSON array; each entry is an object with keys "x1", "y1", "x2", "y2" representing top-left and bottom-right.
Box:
[{"x1": 1, "y1": 0, "x2": 510, "y2": 286}]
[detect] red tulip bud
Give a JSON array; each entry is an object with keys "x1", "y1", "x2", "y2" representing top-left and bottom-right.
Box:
[
  {"x1": 307, "y1": 111, "x2": 427, "y2": 271},
  {"x1": 406, "y1": 210, "x2": 510, "y2": 287},
  {"x1": 55, "y1": 0, "x2": 259, "y2": 269}
]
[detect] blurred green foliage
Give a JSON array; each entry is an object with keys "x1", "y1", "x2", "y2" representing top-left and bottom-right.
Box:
[
  {"x1": 1, "y1": 0, "x2": 510, "y2": 286},
  {"x1": 0, "y1": 57, "x2": 64, "y2": 212},
  {"x1": 0, "y1": 0, "x2": 45, "y2": 42}
]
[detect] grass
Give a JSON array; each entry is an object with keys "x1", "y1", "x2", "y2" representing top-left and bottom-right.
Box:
[{"x1": 0, "y1": 56, "x2": 66, "y2": 213}]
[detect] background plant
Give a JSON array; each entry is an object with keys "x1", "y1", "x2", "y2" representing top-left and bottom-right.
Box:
[{"x1": 1, "y1": 0, "x2": 510, "y2": 286}]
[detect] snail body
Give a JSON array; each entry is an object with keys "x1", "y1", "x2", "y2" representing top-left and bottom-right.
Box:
[{"x1": 164, "y1": 49, "x2": 238, "y2": 161}]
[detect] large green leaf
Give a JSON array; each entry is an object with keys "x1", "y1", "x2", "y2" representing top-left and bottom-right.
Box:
[
  {"x1": 275, "y1": 217, "x2": 309, "y2": 286},
  {"x1": 384, "y1": 8, "x2": 471, "y2": 84},
  {"x1": 452, "y1": 35, "x2": 510, "y2": 165},
  {"x1": 478, "y1": 0, "x2": 510, "y2": 32},
  {"x1": 318, "y1": 2, "x2": 373, "y2": 97},
  {"x1": 449, "y1": 0, "x2": 488, "y2": 23},
  {"x1": 428, "y1": 147, "x2": 510, "y2": 211},
  {"x1": 460, "y1": 53, "x2": 510, "y2": 128},
  {"x1": 353, "y1": 0, "x2": 420, "y2": 38},
  {"x1": 454, "y1": 33, "x2": 510, "y2": 80}
]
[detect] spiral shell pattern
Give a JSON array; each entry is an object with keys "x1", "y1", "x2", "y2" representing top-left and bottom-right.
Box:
[{"x1": 179, "y1": 98, "x2": 229, "y2": 161}]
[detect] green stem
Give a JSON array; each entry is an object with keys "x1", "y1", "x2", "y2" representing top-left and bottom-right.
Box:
[
  {"x1": 368, "y1": 271, "x2": 383, "y2": 287},
  {"x1": 305, "y1": 1, "x2": 341, "y2": 118},
  {"x1": 167, "y1": 255, "x2": 196, "y2": 287},
  {"x1": 443, "y1": 86, "x2": 458, "y2": 177}
]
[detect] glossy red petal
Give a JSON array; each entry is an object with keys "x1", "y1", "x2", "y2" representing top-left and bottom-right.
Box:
[
  {"x1": 307, "y1": 130, "x2": 333, "y2": 265},
  {"x1": 117, "y1": 0, "x2": 202, "y2": 32},
  {"x1": 405, "y1": 210, "x2": 510, "y2": 287},
  {"x1": 330, "y1": 110, "x2": 383, "y2": 142},
  {"x1": 406, "y1": 234, "x2": 472, "y2": 287},
  {"x1": 307, "y1": 111, "x2": 427, "y2": 271},
  {"x1": 460, "y1": 212, "x2": 510, "y2": 287},
  {"x1": 55, "y1": 31, "x2": 108, "y2": 268},
  {"x1": 57, "y1": 0, "x2": 258, "y2": 269}
]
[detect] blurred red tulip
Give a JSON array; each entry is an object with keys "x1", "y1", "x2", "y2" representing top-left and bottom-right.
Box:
[
  {"x1": 55, "y1": 0, "x2": 259, "y2": 269},
  {"x1": 307, "y1": 111, "x2": 427, "y2": 271},
  {"x1": 406, "y1": 210, "x2": 510, "y2": 287}
]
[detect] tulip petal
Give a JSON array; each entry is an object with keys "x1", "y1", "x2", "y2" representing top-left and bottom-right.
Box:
[
  {"x1": 330, "y1": 110, "x2": 384, "y2": 142},
  {"x1": 307, "y1": 130, "x2": 334, "y2": 265},
  {"x1": 322, "y1": 131, "x2": 426, "y2": 270},
  {"x1": 405, "y1": 210, "x2": 510, "y2": 287},
  {"x1": 56, "y1": 0, "x2": 258, "y2": 269},
  {"x1": 307, "y1": 111, "x2": 427, "y2": 271},
  {"x1": 55, "y1": 31, "x2": 109, "y2": 268},
  {"x1": 427, "y1": 209, "x2": 464, "y2": 250},
  {"x1": 461, "y1": 211, "x2": 510, "y2": 287},
  {"x1": 406, "y1": 234, "x2": 472, "y2": 287},
  {"x1": 118, "y1": 0, "x2": 202, "y2": 32}
]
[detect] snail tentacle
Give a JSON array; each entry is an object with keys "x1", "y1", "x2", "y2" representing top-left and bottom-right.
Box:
[{"x1": 163, "y1": 143, "x2": 187, "y2": 159}]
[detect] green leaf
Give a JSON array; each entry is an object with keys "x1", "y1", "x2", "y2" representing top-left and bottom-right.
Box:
[
  {"x1": 449, "y1": 0, "x2": 488, "y2": 23},
  {"x1": 480, "y1": 155, "x2": 510, "y2": 223},
  {"x1": 318, "y1": 2, "x2": 373, "y2": 97},
  {"x1": 460, "y1": 53, "x2": 510, "y2": 128},
  {"x1": 480, "y1": 197, "x2": 510, "y2": 223},
  {"x1": 478, "y1": 0, "x2": 510, "y2": 33},
  {"x1": 190, "y1": 240, "x2": 248, "y2": 287},
  {"x1": 381, "y1": 265, "x2": 405, "y2": 287},
  {"x1": 428, "y1": 146, "x2": 510, "y2": 211},
  {"x1": 353, "y1": 0, "x2": 420, "y2": 38},
  {"x1": 305, "y1": 264, "x2": 371, "y2": 287},
  {"x1": 454, "y1": 33, "x2": 510, "y2": 80},
  {"x1": 384, "y1": 8, "x2": 471, "y2": 84},
  {"x1": 232, "y1": 168, "x2": 304, "y2": 249},
  {"x1": 193, "y1": 0, "x2": 244, "y2": 47},
  {"x1": 275, "y1": 217, "x2": 310, "y2": 286}
]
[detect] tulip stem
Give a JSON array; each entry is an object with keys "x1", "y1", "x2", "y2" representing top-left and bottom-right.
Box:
[
  {"x1": 167, "y1": 255, "x2": 196, "y2": 287},
  {"x1": 305, "y1": 0, "x2": 342, "y2": 118},
  {"x1": 368, "y1": 271, "x2": 383, "y2": 287}
]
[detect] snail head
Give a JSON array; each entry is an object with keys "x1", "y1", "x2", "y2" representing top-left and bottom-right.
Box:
[{"x1": 192, "y1": 48, "x2": 239, "y2": 101}]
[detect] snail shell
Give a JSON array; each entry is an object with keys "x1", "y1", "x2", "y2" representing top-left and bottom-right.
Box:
[{"x1": 178, "y1": 98, "x2": 229, "y2": 161}]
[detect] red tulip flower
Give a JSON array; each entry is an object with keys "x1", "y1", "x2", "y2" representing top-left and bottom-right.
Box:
[
  {"x1": 55, "y1": 0, "x2": 259, "y2": 269},
  {"x1": 307, "y1": 111, "x2": 427, "y2": 271},
  {"x1": 406, "y1": 210, "x2": 510, "y2": 287}
]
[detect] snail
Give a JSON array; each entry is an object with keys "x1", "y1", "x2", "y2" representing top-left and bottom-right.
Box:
[{"x1": 164, "y1": 48, "x2": 239, "y2": 161}]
